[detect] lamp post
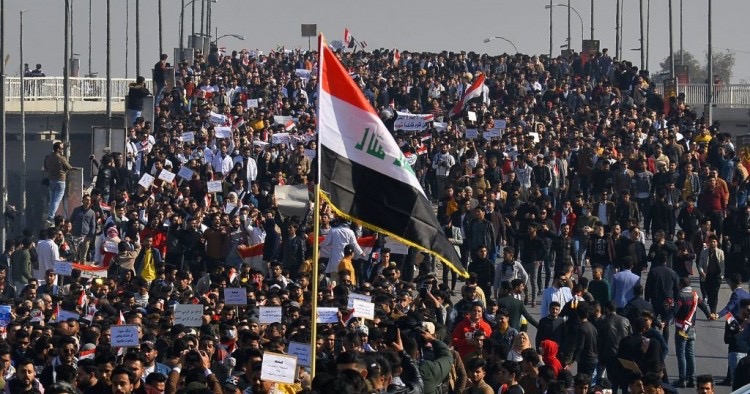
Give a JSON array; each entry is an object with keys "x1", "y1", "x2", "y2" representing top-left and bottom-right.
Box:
[
  {"x1": 63, "y1": 0, "x2": 70, "y2": 156},
  {"x1": 639, "y1": 0, "x2": 645, "y2": 70},
  {"x1": 106, "y1": 0, "x2": 111, "y2": 146},
  {"x1": 545, "y1": 4, "x2": 584, "y2": 49},
  {"x1": 136, "y1": 0, "x2": 140, "y2": 77},
  {"x1": 590, "y1": 0, "x2": 594, "y2": 39},
  {"x1": 707, "y1": 0, "x2": 713, "y2": 124},
  {"x1": 213, "y1": 34, "x2": 245, "y2": 46},
  {"x1": 158, "y1": 0, "x2": 163, "y2": 56},
  {"x1": 0, "y1": 0, "x2": 5, "y2": 247},
  {"x1": 548, "y1": 0, "x2": 553, "y2": 58},
  {"x1": 669, "y1": 0, "x2": 674, "y2": 78},
  {"x1": 483, "y1": 36, "x2": 518, "y2": 54},
  {"x1": 19, "y1": 9, "x2": 27, "y2": 229}
]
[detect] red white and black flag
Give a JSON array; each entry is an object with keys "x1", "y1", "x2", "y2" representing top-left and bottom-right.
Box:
[
  {"x1": 316, "y1": 34, "x2": 467, "y2": 277},
  {"x1": 449, "y1": 73, "x2": 487, "y2": 118},
  {"x1": 393, "y1": 49, "x2": 401, "y2": 67}
]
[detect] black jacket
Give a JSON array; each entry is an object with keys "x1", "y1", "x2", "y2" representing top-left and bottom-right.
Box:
[{"x1": 644, "y1": 263, "x2": 680, "y2": 306}]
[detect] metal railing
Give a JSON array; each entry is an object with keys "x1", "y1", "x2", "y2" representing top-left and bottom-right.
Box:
[
  {"x1": 3, "y1": 77, "x2": 153, "y2": 102},
  {"x1": 656, "y1": 83, "x2": 750, "y2": 108}
]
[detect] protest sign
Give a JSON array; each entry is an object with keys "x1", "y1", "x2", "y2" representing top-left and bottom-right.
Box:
[
  {"x1": 347, "y1": 292, "x2": 372, "y2": 309},
  {"x1": 304, "y1": 149, "x2": 317, "y2": 159},
  {"x1": 0, "y1": 306, "x2": 10, "y2": 327},
  {"x1": 273, "y1": 116, "x2": 293, "y2": 126},
  {"x1": 181, "y1": 132, "x2": 195, "y2": 142},
  {"x1": 177, "y1": 166, "x2": 195, "y2": 180},
  {"x1": 158, "y1": 170, "x2": 176, "y2": 183},
  {"x1": 138, "y1": 173, "x2": 155, "y2": 189},
  {"x1": 484, "y1": 128, "x2": 501, "y2": 138},
  {"x1": 215, "y1": 126, "x2": 232, "y2": 139},
  {"x1": 352, "y1": 299, "x2": 375, "y2": 320},
  {"x1": 259, "y1": 306, "x2": 282, "y2": 324},
  {"x1": 385, "y1": 237, "x2": 409, "y2": 255},
  {"x1": 224, "y1": 202, "x2": 237, "y2": 215},
  {"x1": 288, "y1": 342, "x2": 312, "y2": 367},
  {"x1": 246, "y1": 99, "x2": 259, "y2": 108},
  {"x1": 174, "y1": 304, "x2": 204, "y2": 327},
  {"x1": 316, "y1": 307, "x2": 339, "y2": 324},
  {"x1": 57, "y1": 310, "x2": 80, "y2": 322},
  {"x1": 465, "y1": 129, "x2": 478, "y2": 139},
  {"x1": 467, "y1": 111, "x2": 477, "y2": 122},
  {"x1": 393, "y1": 111, "x2": 433, "y2": 131},
  {"x1": 54, "y1": 261, "x2": 73, "y2": 276},
  {"x1": 206, "y1": 180, "x2": 222, "y2": 193},
  {"x1": 111, "y1": 325, "x2": 140, "y2": 347},
  {"x1": 271, "y1": 132, "x2": 291, "y2": 145},
  {"x1": 260, "y1": 352, "x2": 297, "y2": 384},
  {"x1": 209, "y1": 112, "x2": 227, "y2": 125},
  {"x1": 223, "y1": 287, "x2": 248, "y2": 305}
]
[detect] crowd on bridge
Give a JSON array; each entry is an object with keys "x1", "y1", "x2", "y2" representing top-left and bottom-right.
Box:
[{"x1": 0, "y1": 37, "x2": 749, "y2": 394}]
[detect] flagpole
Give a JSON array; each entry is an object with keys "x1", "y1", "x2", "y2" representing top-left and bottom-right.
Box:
[{"x1": 310, "y1": 32, "x2": 323, "y2": 380}]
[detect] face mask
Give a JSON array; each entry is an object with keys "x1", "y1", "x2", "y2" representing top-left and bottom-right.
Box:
[
  {"x1": 233, "y1": 150, "x2": 239, "y2": 155},
  {"x1": 226, "y1": 329, "x2": 237, "y2": 339}
]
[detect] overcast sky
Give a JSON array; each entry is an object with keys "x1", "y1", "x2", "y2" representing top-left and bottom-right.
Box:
[{"x1": 3, "y1": 0, "x2": 749, "y2": 82}]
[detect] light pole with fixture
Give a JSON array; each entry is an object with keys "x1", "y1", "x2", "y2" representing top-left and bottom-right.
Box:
[
  {"x1": 19, "y1": 9, "x2": 27, "y2": 229},
  {"x1": 483, "y1": 36, "x2": 518, "y2": 54},
  {"x1": 545, "y1": 3, "x2": 584, "y2": 50},
  {"x1": 213, "y1": 33, "x2": 245, "y2": 46}
]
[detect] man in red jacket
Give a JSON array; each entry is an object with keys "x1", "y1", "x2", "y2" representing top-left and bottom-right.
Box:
[
  {"x1": 451, "y1": 302, "x2": 492, "y2": 358},
  {"x1": 698, "y1": 176, "x2": 727, "y2": 242}
]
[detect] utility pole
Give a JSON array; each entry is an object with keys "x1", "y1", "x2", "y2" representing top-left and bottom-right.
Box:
[
  {"x1": 88, "y1": 0, "x2": 92, "y2": 75},
  {"x1": 707, "y1": 0, "x2": 713, "y2": 124},
  {"x1": 201, "y1": 0, "x2": 205, "y2": 38},
  {"x1": 0, "y1": 0, "x2": 5, "y2": 247},
  {"x1": 549, "y1": 0, "x2": 553, "y2": 58},
  {"x1": 207, "y1": 0, "x2": 212, "y2": 44},
  {"x1": 158, "y1": 0, "x2": 163, "y2": 56},
  {"x1": 639, "y1": 0, "x2": 645, "y2": 70},
  {"x1": 136, "y1": 0, "x2": 140, "y2": 77},
  {"x1": 679, "y1": 0, "x2": 684, "y2": 65},
  {"x1": 106, "y1": 0, "x2": 112, "y2": 146},
  {"x1": 63, "y1": 0, "x2": 71, "y2": 157},
  {"x1": 180, "y1": 0, "x2": 185, "y2": 61},
  {"x1": 567, "y1": 0, "x2": 571, "y2": 51},
  {"x1": 125, "y1": 1, "x2": 129, "y2": 78},
  {"x1": 19, "y1": 10, "x2": 26, "y2": 229},
  {"x1": 191, "y1": 0, "x2": 196, "y2": 40},
  {"x1": 646, "y1": 0, "x2": 650, "y2": 70},
  {"x1": 615, "y1": 0, "x2": 620, "y2": 60},
  {"x1": 590, "y1": 0, "x2": 594, "y2": 39},
  {"x1": 669, "y1": 0, "x2": 675, "y2": 78}
]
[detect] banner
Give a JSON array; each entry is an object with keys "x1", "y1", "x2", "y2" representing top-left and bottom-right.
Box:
[{"x1": 393, "y1": 111, "x2": 434, "y2": 131}]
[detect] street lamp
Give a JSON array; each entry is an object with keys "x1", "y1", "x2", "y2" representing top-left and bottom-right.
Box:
[
  {"x1": 545, "y1": 3, "x2": 584, "y2": 50},
  {"x1": 483, "y1": 36, "x2": 518, "y2": 54},
  {"x1": 213, "y1": 33, "x2": 245, "y2": 46},
  {"x1": 180, "y1": 0, "x2": 217, "y2": 60},
  {"x1": 19, "y1": 9, "x2": 27, "y2": 229}
]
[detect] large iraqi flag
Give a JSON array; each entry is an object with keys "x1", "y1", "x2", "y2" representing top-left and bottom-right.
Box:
[{"x1": 316, "y1": 34, "x2": 467, "y2": 277}]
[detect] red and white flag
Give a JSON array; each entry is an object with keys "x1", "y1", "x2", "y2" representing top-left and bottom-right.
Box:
[
  {"x1": 393, "y1": 49, "x2": 400, "y2": 67},
  {"x1": 344, "y1": 28, "x2": 352, "y2": 47},
  {"x1": 228, "y1": 267, "x2": 238, "y2": 284},
  {"x1": 449, "y1": 73, "x2": 487, "y2": 118}
]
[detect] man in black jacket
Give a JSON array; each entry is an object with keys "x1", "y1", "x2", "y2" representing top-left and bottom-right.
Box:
[
  {"x1": 569, "y1": 302, "x2": 598, "y2": 376},
  {"x1": 597, "y1": 301, "x2": 632, "y2": 394},
  {"x1": 467, "y1": 245, "x2": 495, "y2": 297},
  {"x1": 645, "y1": 244, "x2": 680, "y2": 343}
]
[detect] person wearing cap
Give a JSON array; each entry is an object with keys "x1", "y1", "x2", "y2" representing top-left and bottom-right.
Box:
[{"x1": 141, "y1": 340, "x2": 171, "y2": 379}]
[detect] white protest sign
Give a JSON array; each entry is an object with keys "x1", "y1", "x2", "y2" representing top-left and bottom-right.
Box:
[
  {"x1": 57, "y1": 310, "x2": 80, "y2": 322},
  {"x1": 316, "y1": 307, "x2": 339, "y2": 324},
  {"x1": 215, "y1": 126, "x2": 232, "y2": 139},
  {"x1": 304, "y1": 149, "x2": 317, "y2": 159},
  {"x1": 54, "y1": 261, "x2": 73, "y2": 276},
  {"x1": 158, "y1": 170, "x2": 176, "y2": 183},
  {"x1": 181, "y1": 132, "x2": 195, "y2": 143},
  {"x1": 271, "y1": 132, "x2": 291, "y2": 145},
  {"x1": 79, "y1": 268, "x2": 108, "y2": 279},
  {"x1": 352, "y1": 299, "x2": 375, "y2": 320},
  {"x1": 494, "y1": 119, "x2": 507, "y2": 130},
  {"x1": 433, "y1": 122, "x2": 447, "y2": 132},
  {"x1": 527, "y1": 131, "x2": 540, "y2": 143},
  {"x1": 111, "y1": 325, "x2": 141, "y2": 347},
  {"x1": 260, "y1": 352, "x2": 297, "y2": 384},
  {"x1": 295, "y1": 69, "x2": 312, "y2": 80},
  {"x1": 484, "y1": 128, "x2": 501, "y2": 138},
  {"x1": 259, "y1": 306, "x2": 283, "y2": 324},
  {"x1": 465, "y1": 129, "x2": 478, "y2": 139},
  {"x1": 224, "y1": 202, "x2": 238, "y2": 215},
  {"x1": 288, "y1": 342, "x2": 312, "y2": 367},
  {"x1": 347, "y1": 292, "x2": 372, "y2": 309},
  {"x1": 206, "y1": 180, "x2": 223, "y2": 193},
  {"x1": 138, "y1": 173, "x2": 155, "y2": 189},
  {"x1": 223, "y1": 287, "x2": 247, "y2": 305},
  {"x1": 393, "y1": 111, "x2": 433, "y2": 131},
  {"x1": 253, "y1": 140, "x2": 269, "y2": 148},
  {"x1": 173, "y1": 304, "x2": 204, "y2": 327},
  {"x1": 246, "y1": 99, "x2": 259, "y2": 108},
  {"x1": 467, "y1": 111, "x2": 477, "y2": 122},
  {"x1": 0, "y1": 306, "x2": 11, "y2": 327},
  {"x1": 177, "y1": 166, "x2": 195, "y2": 180},
  {"x1": 273, "y1": 116, "x2": 293, "y2": 126},
  {"x1": 385, "y1": 237, "x2": 409, "y2": 255},
  {"x1": 209, "y1": 112, "x2": 227, "y2": 125}
]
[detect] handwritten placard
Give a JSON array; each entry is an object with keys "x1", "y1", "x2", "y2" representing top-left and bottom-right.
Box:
[
  {"x1": 288, "y1": 342, "x2": 312, "y2": 367},
  {"x1": 316, "y1": 307, "x2": 339, "y2": 324},
  {"x1": 304, "y1": 149, "x2": 317, "y2": 159},
  {"x1": 273, "y1": 116, "x2": 293, "y2": 126},
  {"x1": 54, "y1": 261, "x2": 73, "y2": 276},
  {"x1": 111, "y1": 325, "x2": 140, "y2": 347},
  {"x1": 271, "y1": 132, "x2": 291, "y2": 145},
  {"x1": 206, "y1": 180, "x2": 223, "y2": 193},
  {"x1": 259, "y1": 306, "x2": 283, "y2": 324},
  {"x1": 181, "y1": 132, "x2": 195, "y2": 143},
  {"x1": 352, "y1": 299, "x2": 375, "y2": 320},
  {"x1": 494, "y1": 119, "x2": 507, "y2": 130},
  {"x1": 247, "y1": 99, "x2": 259, "y2": 108},
  {"x1": 215, "y1": 126, "x2": 232, "y2": 139},
  {"x1": 261, "y1": 352, "x2": 297, "y2": 384},
  {"x1": 138, "y1": 173, "x2": 155, "y2": 189},
  {"x1": 385, "y1": 237, "x2": 409, "y2": 255},
  {"x1": 484, "y1": 128, "x2": 501, "y2": 138},
  {"x1": 173, "y1": 304, "x2": 204, "y2": 327},
  {"x1": 467, "y1": 111, "x2": 477, "y2": 122},
  {"x1": 0, "y1": 305, "x2": 10, "y2": 327},
  {"x1": 223, "y1": 287, "x2": 247, "y2": 306},
  {"x1": 224, "y1": 202, "x2": 238, "y2": 215},
  {"x1": 158, "y1": 170, "x2": 176, "y2": 183},
  {"x1": 177, "y1": 166, "x2": 195, "y2": 180},
  {"x1": 347, "y1": 292, "x2": 372, "y2": 309},
  {"x1": 465, "y1": 129, "x2": 478, "y2": 139}
]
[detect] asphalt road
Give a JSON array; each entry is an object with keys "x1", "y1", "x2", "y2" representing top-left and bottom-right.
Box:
[{"x1": 440, "y1": 259, "x2": 737, "y2": 394}]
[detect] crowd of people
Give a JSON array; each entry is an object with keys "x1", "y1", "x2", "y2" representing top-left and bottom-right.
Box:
[{"x1": 0, "y1": 39, "x2": 749, "y2": 394}]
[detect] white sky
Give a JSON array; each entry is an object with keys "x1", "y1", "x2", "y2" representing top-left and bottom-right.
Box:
[{"x1": 5, "y1": 0, "x2": 749, "y2": 82}]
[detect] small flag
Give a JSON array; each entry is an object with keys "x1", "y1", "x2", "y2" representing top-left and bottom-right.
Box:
[
  {"x1": 117, "y1": 310, "x2": 126, "y2": 325},
  {"x1": 344, "y1": 28, "x2": 352, "y2": 47},
  {"x1": 449, "y1": 73, "x2": 487, "y2": 118},
  {"x1": 228, "y1": 267, "x2": 237, "y2": 284},
  {"x1": 393, "y1": 49, "x2": 400, "y2": 67},
  {"x1": 77, "y1": 291, "x2": 88, "y2": 309},
  {"x1": 727, "y1": 312, "x2": 736, "y2": 324}
]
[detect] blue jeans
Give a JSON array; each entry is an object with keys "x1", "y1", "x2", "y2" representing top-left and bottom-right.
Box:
[
  {"x1": 48, "y1": 180, "x2": 66, "y2": 220},
  {"x1": 675, "y1": 329, "x2": 696, "y2": 380},
  {"x1": 729, "y1": 352, "x2": 747, "y2": 382}
]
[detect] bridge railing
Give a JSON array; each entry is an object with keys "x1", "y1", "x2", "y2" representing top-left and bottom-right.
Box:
[
  {"x1": 2, "y1": 77, "x2": 153, "y2": 102},
  {"x1": 655, "y1": 83, "x2": 750, "y2": 108}
]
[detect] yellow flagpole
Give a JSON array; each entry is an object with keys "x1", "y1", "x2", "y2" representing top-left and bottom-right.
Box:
[{"x1": 310, "y1": 32, "x2": 324, "y2": 380}]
